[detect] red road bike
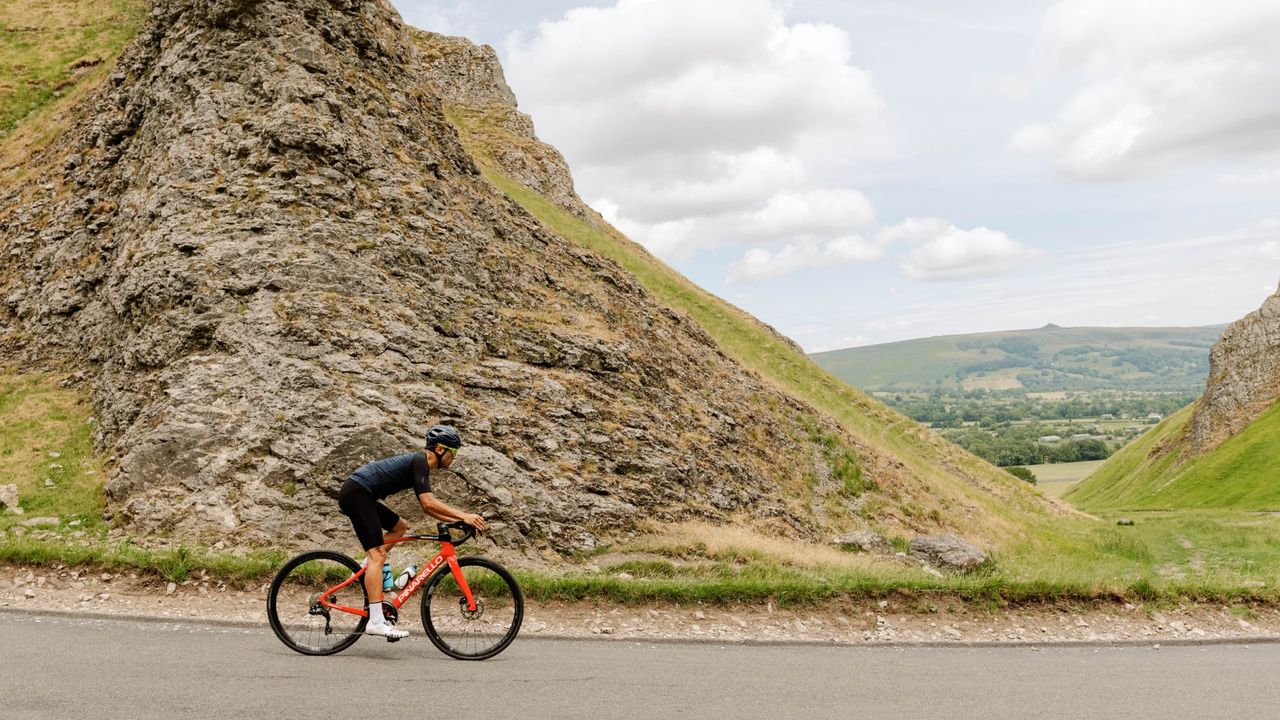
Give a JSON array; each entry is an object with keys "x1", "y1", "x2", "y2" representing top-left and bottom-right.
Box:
[{"x1": 266, "y1": 521, "x2": 522, "y2": 660}]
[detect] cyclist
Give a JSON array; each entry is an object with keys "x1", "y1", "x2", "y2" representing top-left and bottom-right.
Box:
[{"x1": 337, "y1": 424, "x2": 487, "y2": 639}]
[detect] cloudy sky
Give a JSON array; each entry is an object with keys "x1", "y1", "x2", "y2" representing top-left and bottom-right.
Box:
[{"x1": 392, "y1": 0, "x2": 1280, "y2": 351}]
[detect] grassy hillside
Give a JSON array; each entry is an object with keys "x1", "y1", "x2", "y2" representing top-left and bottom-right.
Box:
[
  {"x1": 811, "y1": 324, "x2": 1225, "y2": 392},
  {"x1": 0, "y1": 374, "x2": 104, "y2": 527},
  {"x1": 1068, "y1": 400, "x2": 1280, "y2": 511},
  {"x1": 0, "y1": 0, "x2": 148, "y2": 177}
]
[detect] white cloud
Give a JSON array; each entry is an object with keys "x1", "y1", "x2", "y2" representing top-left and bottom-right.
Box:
[
  {"x1": 726, "y1": 215, "x2": 1029, "y2": 284},
  {"x1": 1261, "y1": 240, "x2": 1280, "y2": 262},
  {"x1": 590, "y1": 147, "x2": 804, "y2": 224},
  {"x1": 505, "y1": 0, "x2": 887, "y2": 260},
  {"x1": 508, "y1": 0, "x2": 883, "y2": 162},
  {"x1": 1221, "y1": 168, "x2": 1280, "y2": 189},
  {"x1": 727, "y1": 236, "x2": 883, "y2": 284},
  {"x1": 896, "y1": 222, "x2": 1031, "y2": 282},
  {"x1": 743, "y1": 188, "x2": 876, "y2": 241},
  {"x1": 1012, "y1": 0, "x2": 1280, "y2": 179},
  {"x1": 872, "y1": 217, "x2": 952, "y2": 246}
]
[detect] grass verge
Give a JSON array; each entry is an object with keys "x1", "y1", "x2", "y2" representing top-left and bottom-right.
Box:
[
  {"x1": 6, "y1": 529, "x2": 1280, "y2": 608},
  {"x1": 0, "y1": 537, "x2": 286, "y2": 585}
]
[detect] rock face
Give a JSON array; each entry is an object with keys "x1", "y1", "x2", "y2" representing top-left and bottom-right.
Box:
[
  {"x1": 1184, "y1": 286, "x2": 1280, "y2": 455},
  {"x1": 0, "y1": 0, "x2": 890, "y2": 552},
  {"x1": 413, "y1": 31, "x2": 590, "y2": 222}
]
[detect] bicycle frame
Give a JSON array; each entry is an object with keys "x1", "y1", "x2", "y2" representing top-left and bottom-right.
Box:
[{"x1": 317, "y1": 535, "x2": 478, "y2": 619}]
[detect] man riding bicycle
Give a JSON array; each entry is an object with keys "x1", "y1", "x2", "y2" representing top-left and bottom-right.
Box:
[{"x1": 337, "y1": 424, "x2": 486, "y2": 639}]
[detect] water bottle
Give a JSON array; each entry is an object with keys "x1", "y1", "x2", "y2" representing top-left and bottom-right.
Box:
[
  {"x1": 381, "y1": 562, "x2": 393, "y2": 592},
  {"x1": 394, "y1": 564, "x2": 418, "y2": 590}
]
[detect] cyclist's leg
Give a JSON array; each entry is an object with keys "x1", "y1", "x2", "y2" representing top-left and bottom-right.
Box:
[
  {"x1": 372, "y1": 507, "x2": 406, "y2": 592},
  {"x1": 379, "y1": 513, "x2": 408, "y2": 554},
  {"x1": 365, "y1": 506, "x2": 410, "y2": 637},
  {"x1": 338, "y1": 481, "x2": 405, "y2": 638}
]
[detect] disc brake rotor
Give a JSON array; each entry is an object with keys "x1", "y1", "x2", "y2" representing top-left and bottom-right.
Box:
[{"x1": 458, "y1": 596, "x2": 486, "y2": 620}]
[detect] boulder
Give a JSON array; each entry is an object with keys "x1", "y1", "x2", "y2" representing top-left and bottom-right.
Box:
[
  {"x1": 18, "y1": 517, "x2": 59, "y2": 528},
  {"x1": 909, "y1": 533, "x2": 987, "y2": 571},
  {"x1": 0, "y1": 484, "x2": 20, "y2": 514},
  {"x1": 833, "y1": 531, "x2": 891, "y2": 554}
]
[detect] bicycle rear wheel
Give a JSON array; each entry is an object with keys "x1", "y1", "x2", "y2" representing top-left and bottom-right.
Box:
[
  {"x1": 421, "y1": 556, "x2": 523, "y2": 660},
  {"x1": 267, "y1": 550, "x2": 368, "y2": 655}
]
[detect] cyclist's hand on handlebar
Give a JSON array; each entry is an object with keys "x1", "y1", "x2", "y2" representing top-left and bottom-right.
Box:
[{"x1": 462, "y1": 513, "x2": 486, "y2": 531}]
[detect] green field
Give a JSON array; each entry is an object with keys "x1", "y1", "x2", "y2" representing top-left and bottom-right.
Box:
[
  {"x1": 1023, "y1": 460, "x2": 1105, "y2": 497},
  {"x1": 811, "y1": 324, "x2": 1224, "y2": 392}
]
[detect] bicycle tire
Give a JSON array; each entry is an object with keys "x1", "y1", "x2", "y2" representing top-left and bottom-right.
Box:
[
  {"x1": 420, "y1": 556, "x2": 523, "y2": 660},
  {"x1": 267, "y1": 550, "x2": 368, "y2": 656}
]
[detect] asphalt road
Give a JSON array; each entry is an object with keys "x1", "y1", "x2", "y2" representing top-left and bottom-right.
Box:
[{"x1": 0, "y1": 611, "x2": 1273, "y2": 720}]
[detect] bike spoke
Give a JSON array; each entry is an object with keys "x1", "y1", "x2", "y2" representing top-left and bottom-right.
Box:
[
  {"x1": 423, "y1": 559, "x2": 522, "y2": 660},
  {"x1": 268, "y1": 553, "x2": 367, "y2": 655}
]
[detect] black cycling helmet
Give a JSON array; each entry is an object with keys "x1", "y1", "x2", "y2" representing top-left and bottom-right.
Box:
[{"x1": 425, "y1": 424, "x2": 462, "y2": 451}]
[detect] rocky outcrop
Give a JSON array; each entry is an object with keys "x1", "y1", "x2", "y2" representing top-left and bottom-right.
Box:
[
  {"x1": 0, "y1": 0, "x2": 892, "y2": 552},
  {"x1": 413, "y1": 30, "x2": 590, "y2": 221},
  {"x1": 1184, "y1": 286, "x2": 1280, "y2": 455}
]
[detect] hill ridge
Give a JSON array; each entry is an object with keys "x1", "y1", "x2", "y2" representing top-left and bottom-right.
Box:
[{"x1": 811, "y1": 323, "x2": 1227, "y2": 393}]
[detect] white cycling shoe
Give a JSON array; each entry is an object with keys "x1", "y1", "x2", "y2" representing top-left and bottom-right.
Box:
[{"x1": 366, "y1": 622, "x2": 409, "y2": 641}]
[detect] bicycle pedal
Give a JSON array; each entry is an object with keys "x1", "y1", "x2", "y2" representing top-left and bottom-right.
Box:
[{"x1": 385, "y1": 635, "x2": 402, "y2": 643}]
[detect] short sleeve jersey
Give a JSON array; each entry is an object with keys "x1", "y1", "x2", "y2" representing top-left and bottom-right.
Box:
[{"x1": 349, "y1": 452, "x2": 431, "y2": 500}]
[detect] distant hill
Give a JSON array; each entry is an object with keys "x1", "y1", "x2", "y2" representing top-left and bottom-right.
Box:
[{"x1": 810, "y1": 324, "x2": 1228, "y2": 393}]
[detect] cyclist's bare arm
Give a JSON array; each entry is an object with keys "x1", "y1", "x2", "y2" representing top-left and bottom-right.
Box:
[{"x1": 417, "y1": 492, "x2": 486, "y2": 531}]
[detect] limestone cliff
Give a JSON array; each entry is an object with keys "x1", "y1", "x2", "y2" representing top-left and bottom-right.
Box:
[{"x1": 1183, "y1": 285, "x2": 1280, "y2": 455}]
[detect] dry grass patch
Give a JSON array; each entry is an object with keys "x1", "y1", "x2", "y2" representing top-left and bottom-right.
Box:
[{"x1": 630, "y1": 520, "x2": 897, "y2": 572}]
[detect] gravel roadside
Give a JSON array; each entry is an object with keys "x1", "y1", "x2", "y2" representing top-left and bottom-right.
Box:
[{"x1": 5, "y1": 562, "x2": 1280, "y2": 646}]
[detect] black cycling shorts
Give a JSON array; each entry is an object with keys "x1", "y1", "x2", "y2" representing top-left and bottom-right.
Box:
[{"x1": 338, "y1": 478, "x2": 401, "y2": 551}]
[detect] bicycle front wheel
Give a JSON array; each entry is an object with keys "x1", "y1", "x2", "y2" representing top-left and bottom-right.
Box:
[
  {"x1": 421, "y1": 556, "x2": 523, "y2": 660},
  {"x1": 267, "y1": 550, "x2": 368, "y2": 656}
]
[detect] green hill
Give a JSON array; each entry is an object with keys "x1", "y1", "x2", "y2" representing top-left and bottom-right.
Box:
[
  {"x1": 810, "y1": 324, "x2": 1226, "y2": 392},
  {"x1": 1067, "y1": 398, "x2": 1280, "y2": 511}
]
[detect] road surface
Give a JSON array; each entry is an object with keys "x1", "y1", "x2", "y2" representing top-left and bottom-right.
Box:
[{"x1": 0, "y1": 612, "x2": 1271, "y2": 719}]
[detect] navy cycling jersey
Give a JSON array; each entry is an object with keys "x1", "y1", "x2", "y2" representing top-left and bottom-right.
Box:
[{"x1": 349, "y1": 452, "x2": 431, "y2": 500}]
